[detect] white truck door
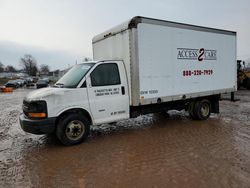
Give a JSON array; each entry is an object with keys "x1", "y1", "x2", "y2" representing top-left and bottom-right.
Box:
[{"x1": 86, "y1": 61, "x2": 129, "y2": 125}]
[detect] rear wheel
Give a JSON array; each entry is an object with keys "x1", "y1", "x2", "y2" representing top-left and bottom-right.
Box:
[
  {"x1": 194, "y1": 99, "x2": 211, "y2": 120},
  {"x1": 56, "y1": 113, "x2": 90, "y2": 146}
]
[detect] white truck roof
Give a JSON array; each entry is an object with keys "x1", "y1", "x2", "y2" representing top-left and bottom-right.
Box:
[{"x1": 92, "y1": 16, "x2": 236, "y2": 44}]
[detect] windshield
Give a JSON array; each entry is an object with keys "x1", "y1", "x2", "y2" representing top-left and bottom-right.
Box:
[{"x1": 55, "y1": 63, "x2": 95, "y2": 88}]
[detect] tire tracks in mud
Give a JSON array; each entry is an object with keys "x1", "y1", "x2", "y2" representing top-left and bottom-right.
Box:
[{"x1": 0, "y1": 89, "x2": 250, "y2": 187}]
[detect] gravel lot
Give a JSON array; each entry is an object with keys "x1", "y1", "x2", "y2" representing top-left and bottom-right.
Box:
[{"x1": 0, "y1": 89, "x2": 250, "y2": 187}]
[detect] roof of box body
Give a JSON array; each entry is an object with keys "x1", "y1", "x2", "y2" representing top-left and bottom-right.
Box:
[{"x1": 92, "y1": 16, "x2": 236, "y2": 43}]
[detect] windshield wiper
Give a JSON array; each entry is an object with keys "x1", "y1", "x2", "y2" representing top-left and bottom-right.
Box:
[
  {"x1": 54, "y1": 83, "x2": 64, "y2": 88},
  {"x1": 55, "y1": 83, "x2": 64, "y2": 85}
]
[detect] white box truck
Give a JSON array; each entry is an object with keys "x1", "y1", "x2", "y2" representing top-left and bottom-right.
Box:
[{"x1": 20, "y1": 16, "x2": 237, "y2": 145}]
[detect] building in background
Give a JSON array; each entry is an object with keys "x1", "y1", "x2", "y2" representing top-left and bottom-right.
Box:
[{"x1": 49, "y1": 68, "x2": 70, "y2": 82}]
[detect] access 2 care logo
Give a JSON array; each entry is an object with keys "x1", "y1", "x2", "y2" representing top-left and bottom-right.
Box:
[{"x1": 177, "y1": 48, "x2": 217, "y2": 61}]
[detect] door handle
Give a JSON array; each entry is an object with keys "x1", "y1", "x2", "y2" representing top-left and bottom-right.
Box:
[{"x1": 121, "y1": 86, "x2": 125, "y2": 95}]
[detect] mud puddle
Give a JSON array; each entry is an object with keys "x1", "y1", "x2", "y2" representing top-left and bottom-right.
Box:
[{"x1": 0, "y1": 89, "x2": 250, "y2": 187}]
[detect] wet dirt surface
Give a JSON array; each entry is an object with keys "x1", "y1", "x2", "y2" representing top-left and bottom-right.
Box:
[{"x1": 0, "y1": 89, "x2": 250, "y2": 187}]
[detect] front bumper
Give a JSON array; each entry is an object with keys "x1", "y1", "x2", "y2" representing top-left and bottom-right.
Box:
[{"x1": 19, "y1": 113, "x2": 56, "y2": 135}]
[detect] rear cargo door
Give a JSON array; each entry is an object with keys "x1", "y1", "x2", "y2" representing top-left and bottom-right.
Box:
[{"x1": 86, "y1": 61, "x2": 129, "y2": 125}]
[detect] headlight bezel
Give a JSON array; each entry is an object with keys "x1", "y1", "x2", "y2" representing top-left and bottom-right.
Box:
[{"x1": 23, "y1": 100, "x2": 48, "y2": 119}]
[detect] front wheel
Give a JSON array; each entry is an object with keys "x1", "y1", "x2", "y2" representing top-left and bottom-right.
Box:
[{"x1": 56, "y1": 113, "x2": 90, "y2": 146}]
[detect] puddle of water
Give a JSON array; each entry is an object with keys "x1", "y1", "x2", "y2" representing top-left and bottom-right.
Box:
[{"x1": 0, "y1": 89, "x2": 250, "y2": 187}]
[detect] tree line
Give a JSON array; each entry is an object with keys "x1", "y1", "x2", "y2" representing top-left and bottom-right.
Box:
[{"x1": 0, "y1": 54, "x2": 50, "y2": 76}]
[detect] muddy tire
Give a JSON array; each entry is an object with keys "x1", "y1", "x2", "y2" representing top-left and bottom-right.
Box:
[
  {"x1": 188, "y1": 101, "x2": 198, "y2": 120},
  {"x1": 194, "y1": 99, "x2": 211, "y2": 120},
  {"x1": 56, "y1": 114, "x2": 90, "y2": 146}
]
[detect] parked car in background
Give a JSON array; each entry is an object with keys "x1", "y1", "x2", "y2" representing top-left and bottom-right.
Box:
[
  {"x1": 42, "y1": 77, "x2": 50, "y2": 84},
  {"x1": 36, "y1": 79, "x2": 49, "y2": 89},
  {"x1": 32, "y1": 77, "x2": 39, "y2": 83},
  {"x1": 15, "y1": 79, "x2": 26, "y2": 87},
  {"x1": 25, "y1": 77, "x2": 34, "y2": 87},
  {"x1": 5, "y1": 80, "x2": 19, "y2": 88}
]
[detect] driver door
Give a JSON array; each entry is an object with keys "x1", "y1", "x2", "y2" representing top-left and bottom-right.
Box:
[{"x1": 86, "y1": 61, "x2": 129, "y2": 125}]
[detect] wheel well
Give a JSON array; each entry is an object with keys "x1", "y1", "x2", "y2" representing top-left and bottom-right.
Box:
[{"x1": 55, "y1": 108, "x2": 92, "y2": 127}]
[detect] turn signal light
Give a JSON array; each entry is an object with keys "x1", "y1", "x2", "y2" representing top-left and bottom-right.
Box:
[{"x1": 28, "y1": 112, "x2": 46, "y2": 118}]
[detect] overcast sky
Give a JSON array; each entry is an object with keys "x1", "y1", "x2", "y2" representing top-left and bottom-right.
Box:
[{"x1": 0, "y1": 0, "x2": 249, "y2": 70}]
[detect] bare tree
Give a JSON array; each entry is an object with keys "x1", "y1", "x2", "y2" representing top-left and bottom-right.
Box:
[
  {"x1": 5, "y1": 65, "x2": 17, "y2": 72},
  {"x1": 0, "y1": 62, "x2": 4, "y2": 72},
  {"x1": 20, "y1": 54, "x2": 38, "y2": 76},
  {"x1": 40, "y1": 64, "x2": 50, "y2": 73}
]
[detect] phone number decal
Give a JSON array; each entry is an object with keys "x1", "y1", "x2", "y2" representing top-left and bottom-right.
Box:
[{"x1": 183, "y1": 69, "x2": 213, "y2": 76}]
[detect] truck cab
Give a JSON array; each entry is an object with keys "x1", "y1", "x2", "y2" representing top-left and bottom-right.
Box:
[{"x1": 20, "y1": 61, "x2": 129, "y2": 145}]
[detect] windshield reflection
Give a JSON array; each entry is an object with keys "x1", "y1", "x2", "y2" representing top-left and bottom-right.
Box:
[{"x1": 54, "y1": 63, "x2": 95, "y2": 88}]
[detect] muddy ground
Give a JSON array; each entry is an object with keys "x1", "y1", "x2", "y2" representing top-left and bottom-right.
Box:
[{"x1": 0, "y1": 89, "x2": 249, "y2": 188}]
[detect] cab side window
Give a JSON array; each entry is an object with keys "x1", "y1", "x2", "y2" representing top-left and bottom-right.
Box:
[{"x1": 90, "y1": 63, "x2": 121, "y2": 86}]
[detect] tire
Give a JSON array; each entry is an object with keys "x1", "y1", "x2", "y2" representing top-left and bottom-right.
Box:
[
  {"x1": 188, "y1": 101, "x2": 198, "y2": 120},
  {"x1": 56, "y1": 113, "x2": 90, "y2": 146},
  {"x1": 194, "y1": 99, "x2": 211, "y2": 120}
]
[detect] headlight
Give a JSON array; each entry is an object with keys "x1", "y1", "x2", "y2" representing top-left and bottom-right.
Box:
[{"x1": 23, "y1": 100, "x2": 47, "y2": 119}]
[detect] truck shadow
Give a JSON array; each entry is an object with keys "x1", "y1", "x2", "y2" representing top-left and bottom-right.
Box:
[{"x1": 90, "y1": 110, "x2": 193, "y2": 137}]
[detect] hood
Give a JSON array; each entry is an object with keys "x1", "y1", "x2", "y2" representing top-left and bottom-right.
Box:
[{"x1": 25, "y1": 87, "x2": 70, "y2": 101}]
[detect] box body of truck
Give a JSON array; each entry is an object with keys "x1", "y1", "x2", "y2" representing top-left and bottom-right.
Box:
[{"x1": 93, "y1": 16, "x2": 237, "y2": 107}]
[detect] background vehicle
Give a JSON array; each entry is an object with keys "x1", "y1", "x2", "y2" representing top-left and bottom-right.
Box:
[
  {"x1": 20, "y1": 16, "x2": 237, "y2": 145},
  {"x1": 32, "y1": 77, "x2": 39, "y2": 83},
  {"x1": 36, "y1": 79, "x2": 49, "y2": 89},
  {"x1": 5, "y1": 80, "x2": 19, "y2": 88},
  {"x1": 15, "y1": 79, "x2": 26, "y2": 87},
  {"x1": 25, "y1": 77, "x2": 34, "y2": 87},
  {"x1": 237, "y1": 60, "x2": 250, "y2": 89}
]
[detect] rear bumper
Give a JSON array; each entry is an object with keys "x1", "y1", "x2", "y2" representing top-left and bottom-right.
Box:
[{"x1": 19, "y1": 113, "x2": 56, "y2": 135}]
